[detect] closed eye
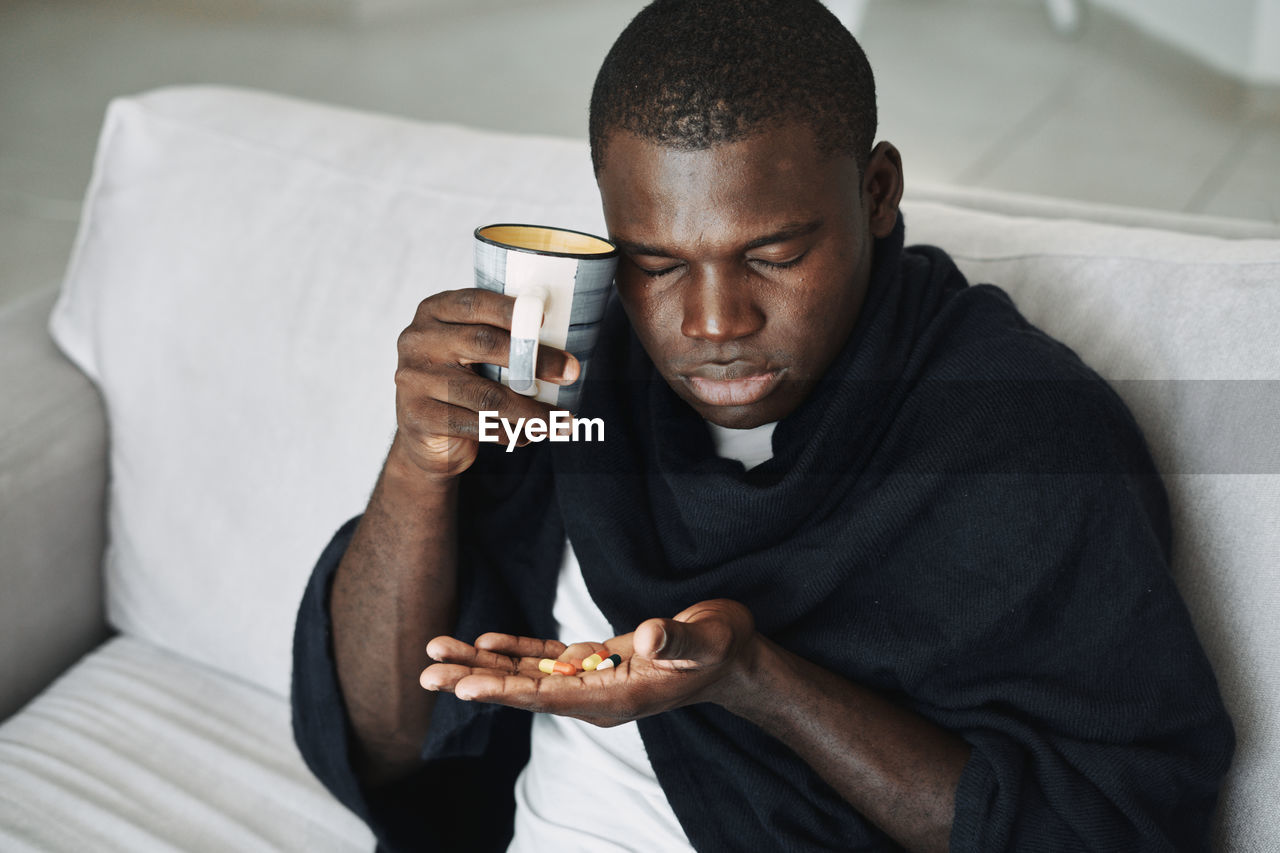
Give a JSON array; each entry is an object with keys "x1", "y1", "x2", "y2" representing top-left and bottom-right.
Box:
[
  {"x1": 750, "y1": 252, "x2": 807, "y2": 270},
  {"x1": 631, "y1": 257, "x2": 683, "y2": 278}
]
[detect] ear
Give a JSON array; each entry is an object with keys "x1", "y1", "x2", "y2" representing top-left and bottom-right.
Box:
[{"x1": 862, "y1": 141, "x2": 904, "y2": 238}]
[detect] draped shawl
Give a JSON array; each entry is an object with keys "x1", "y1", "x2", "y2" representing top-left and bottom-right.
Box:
[{"x1": 293, "y1": 216, "x2": 1233, "y2": 852}]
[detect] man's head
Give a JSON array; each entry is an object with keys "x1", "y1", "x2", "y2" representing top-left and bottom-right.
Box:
[
  {"x1": 589, "y1": 0, "x2": 878, "y2": 175},
  {"x1": 591, "y1": 0, "x2": 903, "y2": 429}
]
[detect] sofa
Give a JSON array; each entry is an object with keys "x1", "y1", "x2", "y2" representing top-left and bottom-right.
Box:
[{"x1": 0, "y1": 85, "x2": 1277, "y2": 851}]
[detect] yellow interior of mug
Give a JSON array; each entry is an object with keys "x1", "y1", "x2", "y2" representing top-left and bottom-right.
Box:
[{"x1": 478, "y1": 224, "x2": 615, "y2": 256}]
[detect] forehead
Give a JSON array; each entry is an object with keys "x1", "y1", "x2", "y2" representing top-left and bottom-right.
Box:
[{"x1": 596, "y1": 125, "x2": 861, "y2": 248}]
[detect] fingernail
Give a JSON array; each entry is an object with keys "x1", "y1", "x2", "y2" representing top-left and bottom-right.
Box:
[
  {"x1": 561, "y1": 356, "x2": 580, "y2": 383},
  {"x1": 653, "y1": 625, "x2": 667, "y2": 654}
]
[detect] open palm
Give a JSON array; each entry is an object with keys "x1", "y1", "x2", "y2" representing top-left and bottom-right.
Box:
[{"x1": 420, "y1": 599, "x2": 756, "y2": 727}]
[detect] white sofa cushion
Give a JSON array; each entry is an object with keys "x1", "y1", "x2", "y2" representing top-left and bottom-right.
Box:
[
  {"x1": 47, "y1": 85, "x2": 1279, "y2": 848},
  {"x1": 51, "y1": 86, "x2": 608, "y2": 698},
  {"x1": 0, "y1": 636, "x2": 372, "y2": 852}
]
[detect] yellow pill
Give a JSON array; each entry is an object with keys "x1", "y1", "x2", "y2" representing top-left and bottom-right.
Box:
[
  {"x1": 538, "y1": 659, "x2": 556, "y2": 674},
  {"x1": 582, "y1": 653, "x2": 603, "y2": 671}
]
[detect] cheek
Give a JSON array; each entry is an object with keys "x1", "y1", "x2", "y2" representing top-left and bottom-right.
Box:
[
  {"x1": 614, "y1": 274, "x2": 676, "y2": 351},
  {"x1": 780, "y1": 262, "x2": 864, "y2": 364},
  {"x1": 612, "y1": 271, "x2": 648, "y2": 323}
]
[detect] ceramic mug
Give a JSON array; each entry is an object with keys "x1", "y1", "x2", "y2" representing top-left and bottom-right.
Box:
[{"x1": 473, "y1": 224, "x2": 618, "y2": 411}]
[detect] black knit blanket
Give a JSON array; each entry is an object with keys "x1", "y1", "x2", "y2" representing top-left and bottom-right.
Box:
[{"x1": 293, "y1": 216, "x2": 1234, "y2": 852}]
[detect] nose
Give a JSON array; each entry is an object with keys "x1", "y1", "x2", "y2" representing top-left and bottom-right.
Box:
[{"x1": 680, "y1": 265, "x2": 765, "y2": 344}]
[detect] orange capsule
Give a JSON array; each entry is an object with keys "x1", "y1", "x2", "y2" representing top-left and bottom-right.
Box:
[{"x1": 552, "y1": 660, "x2": 577, "y2": 676}]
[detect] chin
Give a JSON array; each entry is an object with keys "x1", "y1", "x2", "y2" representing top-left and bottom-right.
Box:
[
  {"x1": 700, "y1": 408, "x2": 769, "y2": 429},
  {"x1": 688, "y1": 396, "x2": 793, "y2": 429}
]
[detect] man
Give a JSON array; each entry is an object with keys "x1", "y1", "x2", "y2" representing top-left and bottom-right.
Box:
[{"x1": 293, "y1": 1, "x2": 1234, "y2": 850}]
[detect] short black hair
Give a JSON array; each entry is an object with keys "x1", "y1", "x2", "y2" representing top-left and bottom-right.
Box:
[{"x1": 589, "y1": 0, "x2": 877, "y2": 174}]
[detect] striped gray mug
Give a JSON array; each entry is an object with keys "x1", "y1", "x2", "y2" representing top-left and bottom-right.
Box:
[{"x1": 473, "y1": 224, "x2": 618, "y2": 412}]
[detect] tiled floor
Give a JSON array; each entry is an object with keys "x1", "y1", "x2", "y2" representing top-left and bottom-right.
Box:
[{"x1": 1, "y1": 0, "x2": 1277, "y2": 306}]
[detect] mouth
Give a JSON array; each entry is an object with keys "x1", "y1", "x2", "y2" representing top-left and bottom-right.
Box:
[{"x1": 680, "y1": 365, "x2": 785, "y2": 408}]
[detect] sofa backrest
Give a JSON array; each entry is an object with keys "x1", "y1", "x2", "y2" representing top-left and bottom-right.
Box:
[
  {"x1": 51, "y1": 86, "x2": 1279, "y2": 849},
  {"x1": 903, "y1": 202, "x2": 1280, "y2": 851}
]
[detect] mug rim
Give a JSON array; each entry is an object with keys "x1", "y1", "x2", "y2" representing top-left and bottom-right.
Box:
[{"x1": 475, "y1": 223, "x2": 619, "y2": 260}]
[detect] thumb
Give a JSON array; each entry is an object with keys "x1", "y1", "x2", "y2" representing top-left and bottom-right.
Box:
[{"x1": 635, "y1": 615, "x2": 730, "y2": 666}]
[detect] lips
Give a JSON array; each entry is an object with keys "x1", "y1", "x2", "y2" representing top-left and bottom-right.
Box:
[{"x1": 681, "y1": 364, "x2": 784, "y2": 407}]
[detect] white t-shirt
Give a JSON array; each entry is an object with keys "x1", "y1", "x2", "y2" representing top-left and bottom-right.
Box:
[{"x1": 507, "y1": 421, "x2": 776, "y2": 853}]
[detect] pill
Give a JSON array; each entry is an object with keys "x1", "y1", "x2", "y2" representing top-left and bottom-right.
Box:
[
  {"x1": 595, "y1": 654, "x2": 622, "y2": 670},
  {"x1": 582, "y1": 653, "x2": 603, "y2": 671},
  {"x1": 552, "y1": 660, "x2": 577, "y2": 676},
  {"x1": 538, "y1": 659, "x2": 556, "y2": 674}
]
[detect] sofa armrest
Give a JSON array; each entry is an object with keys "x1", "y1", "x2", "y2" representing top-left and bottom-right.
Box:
[{"x1": 0, "y1": 286, "x2": 111, "y2": 721}]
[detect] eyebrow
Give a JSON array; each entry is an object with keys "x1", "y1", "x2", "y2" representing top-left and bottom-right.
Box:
[{"x1": 615, "y1": 220, "x2": 823, "y2": 258}]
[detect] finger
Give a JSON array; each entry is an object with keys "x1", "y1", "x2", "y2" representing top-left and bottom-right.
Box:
[
  {"x1": 561, "y1": 641, "x2": 615, "y2": 672},
  {"x1": 420, "y1": 662, "x2": 468, "y2": 692},
  {"x1": 420, "y1": 662, "x2": 522, "y2": 692},
  {"x1": 426, "y1": 635, "x2": 476, "y2": 662},
  {"x1": 398, "y1": 370, "x2": 557, "y2": 444},
  {"x1": 425, "y1": 643, "x2": 524, "y2": 677},
  {"x1": 537, "y1": 347, "x2": 580, "y2": 386},
  {"x1": 454, "y1": 672, "x2": 541, "y2": 705},
  {"x1": 437, "y1": 327, "x2": 575, "y2": 385},
  {"x1": 474, "y1": 633, "x2": 567, "y2": 660},
  {"x1": 414, "y1": 290, "x2": 580, "y2": 384},
  {"x1": 426, "y1": 635, "x2": 524, "y2": 668},
  {"x1": 600, "y1": 632, "x2": 635, "y2": 659},
  {"x1": 454, "y1": 670, "x2": 596, "y2": 708},
  {"x1": 398, "y1": 318, "x2": 508, "y2": 373},
  {"x1": 430, "y1": 371, "x2": 560, "y2": 423},
  {"x1": 560, "y1": 641, "x2": 602, "y2": 669},
  {"x1": 633, "y1": 616, "x2": 732, "y2": 669},
  {"x1": 404, "y1": 325, "x2": 578, "y2": 386},
  {"x1": 399, "y1": 395, "x2": 488, "y2": 443},
  {"x1": 422, "y1": 288, "x2": 517, "y2": 328}
]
